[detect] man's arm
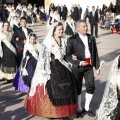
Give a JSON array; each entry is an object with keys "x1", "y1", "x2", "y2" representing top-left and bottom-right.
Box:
[
  {"x1": 12, "y1": 30, "x2": 25, "y2": 48},
  {"x1": 28, "y1": 28, "x2": 33, "y2": 35},
  {"x1": 96, "y1": 11, "x2": 99, "y2": 23},
  {"x1": 65, "y1": 38, "x2": 81, "y2": 68},
  {"x1": 89, "y1": 12, "x2": 91, "y2": 23},
  {"x1": 93, "y1": 38, "x2": 100, "y2": 69},
  {"x1": 11, "y1": 31, "x2": 19, "y2": 48}
]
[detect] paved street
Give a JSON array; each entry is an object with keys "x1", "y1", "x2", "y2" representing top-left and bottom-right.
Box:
[{"x1": 0, "y1": 21, "x2": 120, "y2": 120}]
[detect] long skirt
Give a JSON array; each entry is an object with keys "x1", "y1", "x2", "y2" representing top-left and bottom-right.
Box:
[
  {"x1": 24, "y1": 59, "x2": 77, "y2": 118},
  {"x1": 0, "y1": 42, "x2": 17, "y2": 81},
  {"x1": 13, "y1": 57, "x2": 37, "y2": 93},
  {"x1": 24, "y1": 85, "x2": 77, "y2": 118},
  {"x1": 13, "y1": 71, "x2": 29, "y2": 93}
]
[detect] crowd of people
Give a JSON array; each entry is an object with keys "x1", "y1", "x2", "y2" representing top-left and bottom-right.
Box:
[
  {"x1": 49, "y1": 2, "x2": 120, "y2": 34},
  {"x1": 0, "y1": 1, "x2": 120, "y2": 120},
  {"x1": 0, "y1": 3, "x2": 47, "y2": 28},
  {"x1": 97, "y1": 3, "x2": 120, "y2": 33}
]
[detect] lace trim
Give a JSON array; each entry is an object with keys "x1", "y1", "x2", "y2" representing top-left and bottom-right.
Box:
[
  {"x1": 0, "y1": 64, "x2": 17, "y2": 74},
  {"x1": 0, "y1": 69, "x2": 16, "y2": 80},
  {"x1": 95, "y1": 56, "x2": 119, "y2": 120}
]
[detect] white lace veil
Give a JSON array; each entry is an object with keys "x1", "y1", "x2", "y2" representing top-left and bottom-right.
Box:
[
  {"x1": 29, "y1": 22, "x2": 71, "y2": 97},
  {"x1": 19, "y1": 32, "x2": 38, "y2": 75},
  {"x1": 29, "y1": 22, "x2": 60, "y2": 97},
  {"x1": 43, "y1": 22, "x2": 60, "y2": 48},
  {"x1": 95, "y1": 55, "x2": 120, "y2": 120}
]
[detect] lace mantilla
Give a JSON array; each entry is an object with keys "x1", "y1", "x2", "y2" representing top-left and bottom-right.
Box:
[
  {"x1": 29, "y1": 37, "x2": 71, "y2": 97},
  {"x1": 95, "y1": 56, "x2": 119, "y2": 120}
]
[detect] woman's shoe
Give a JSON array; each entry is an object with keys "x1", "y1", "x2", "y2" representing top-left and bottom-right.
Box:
[{"x1": 63, "y1": 117, "x2": 72, "y2": 120}]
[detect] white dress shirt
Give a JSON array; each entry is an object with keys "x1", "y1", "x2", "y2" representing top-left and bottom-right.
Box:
[
  {"x1": 79, "y1": 34, "x2": 91, "y2": 58},
  {"x1": 92, "y1": 11, "x2": 95, "y2": 17}
]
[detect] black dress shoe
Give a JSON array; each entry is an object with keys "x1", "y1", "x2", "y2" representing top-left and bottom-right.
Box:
[
  {"x1": 63, "y1": 117, "x2": 72, "y2": 120},
  {"x1": 83, "y1": 108, "x2": 95, "y2": 117},
  {"x1": 76, "y1": 111, "x2": 85, "y2": 118}
]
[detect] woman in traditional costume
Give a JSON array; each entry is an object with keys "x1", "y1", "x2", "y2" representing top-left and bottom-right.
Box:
[
  {"x1": 33, "y1": 4, "x2": 38, "y2": 23},
  {"x1": 40, "y1": 6, "x2": 46, "y2": 24},
  {"x1": 24, "y1": 22, "x2": 77, "y2": 119},
  {"x1": 8, "y1": 9, "x2": 16, "y2": 30},
  {"x1": 51, "y1": 11, "x2": 60, "y2": 24},
  {"x1": 47, "y1": 10, "x2": 54, "y2": 29},
  {"x1": 13, "y1": 33, "x2": 39, "y2": 93},
  {"x1": 21, "y1": 6, "x2": 27, "y2": 18},
  {"x1": 12, "y1": 16, "x2": 20, "y2": 32},
  {"x1": 64, "y1": 15, "x2": 75, "y2": 39},
  {"x1": 47, "y1": 11, "x2": 60, "y2": 29},
  {"x1": 26, "y1": 9, "x2": 33, "y2": 26},
  {"x1": 0, "y1": 21, "x2": 17, "y2": 82},
  {"x1": 95, "y1": 55, "x2": 120, "y2": 120}
]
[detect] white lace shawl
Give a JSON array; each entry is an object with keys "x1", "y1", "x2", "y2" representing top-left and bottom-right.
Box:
[
  {"x1": 27, "y1": 10, "x2": 32, "y2": 16},
  {"x1": 64, "y1": 19, "x2": 75, "y2": 33},
  {"x1": 0, "y1": 31, "x2": 16, "y2": 58},
  {"x1": 95, "y1": 55, "x2": 119, "y2": 120},
  {"x1": 46, "y1": 12, "x2": 54, "y2": 29},
  {"x1": 43, "y1": 37, "x2": 71, "y2": 72},
  {"x1": 19, "y1": 32, "x2": 39, "y2": 75},
  {"x1": 29, "y1": 37, "x2": 71, "y2": 97},
  {"x1": 19, "y1": 42, "x2": 39, "y2": 76},
  {"x1": 51, "y1": 14, "x2": 60, "y2": 24}
]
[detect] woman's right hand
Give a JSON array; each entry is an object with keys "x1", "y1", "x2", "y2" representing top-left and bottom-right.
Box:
[
  {"x1": 16, "y1": 37, "x2": 19, "y2": 41},
  {"x1": 72, "y1": 54, "x2": 78, "y2": 60}
]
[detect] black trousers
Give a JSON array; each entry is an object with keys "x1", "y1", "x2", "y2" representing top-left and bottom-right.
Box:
[
  {"x1": 78, "y1": 14, "x2": 82, "y2": 20},
  {"x1": 72, "y1": 65, "x2": 95, "y2": 95},
  {"x1": 85, "y1": 14, "x2": 89, "y2": 22},
  {"x1": 62, "y1": 14, "x2": 67, "y2": 21},
  {"x1": 90, "y1": 24, "x2": 98, "y2": 37}
]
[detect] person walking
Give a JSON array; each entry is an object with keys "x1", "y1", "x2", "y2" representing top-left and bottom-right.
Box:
[
  {"x1": 65, "y1": 20, "x2": 100, "y2": 118},
  {"x1": 89, "y1": 6, "x2": 99, "y2": 38}
]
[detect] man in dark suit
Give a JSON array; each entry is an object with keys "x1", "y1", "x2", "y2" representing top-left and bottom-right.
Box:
[
  {"x1": 78, "y1": 4, "x2": 82, "y2": 20},
  {"x1": 62, "y1": 5, "x2": 68, "y2": 21},
  {"x1": 89, "y1": 6, "x2": 99, "y2": 38},
  {"x1": 1, "y1": 4, "x2": 9, "y2": 22},
  {"x1": 65, "y1": 20, "x2": 100, "y2": 118},
  {"x1": 85, "y1": 6, "x2": 89, "y2": 22},
  {"x1": 12, "y1": 17, "x2": 33, "y2": 66},
  {"x1": 74, "y1": 4, "x2": 79, "y2": 21}
]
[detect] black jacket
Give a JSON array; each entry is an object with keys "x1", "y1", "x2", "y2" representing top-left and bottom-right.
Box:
[
  {"x1": 89, "y1": 11, "x2": 99, "y2": 24},
  {"x1": 12, "y1": 27, "x2": 33, "y2": 48},
  {"x1": 65, "y1": 33, "x2": 100, "y2": 69},
  {"x1": 63, "y1": 6, "x2": 68, "y2": 15}
]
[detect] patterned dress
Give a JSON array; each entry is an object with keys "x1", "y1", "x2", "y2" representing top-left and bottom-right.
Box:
[
  {"x1": 0, "y1": 31, "x2": 17, "y2": 81},
  {"x1": 13, "y1": 50, "x2": 37, "y2": 93},
  {"x1": 24, "y1": 38, "x2": 77, "y2": 118},
  {"x1": 24, "y1": 54, "x2": 77, "y2": 118}
]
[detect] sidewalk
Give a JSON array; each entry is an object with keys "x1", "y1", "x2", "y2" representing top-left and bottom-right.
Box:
[{"x1": 0, "y1": 22, "x2": 120, "y2": 120}]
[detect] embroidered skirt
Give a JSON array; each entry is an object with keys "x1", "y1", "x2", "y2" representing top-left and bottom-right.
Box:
[
  {"x1": 24, "y1": 85, "x2": 77, "y2": 118},
  {"x1": 0, "y1": 42, "x2": 18, "y2": 80}
]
